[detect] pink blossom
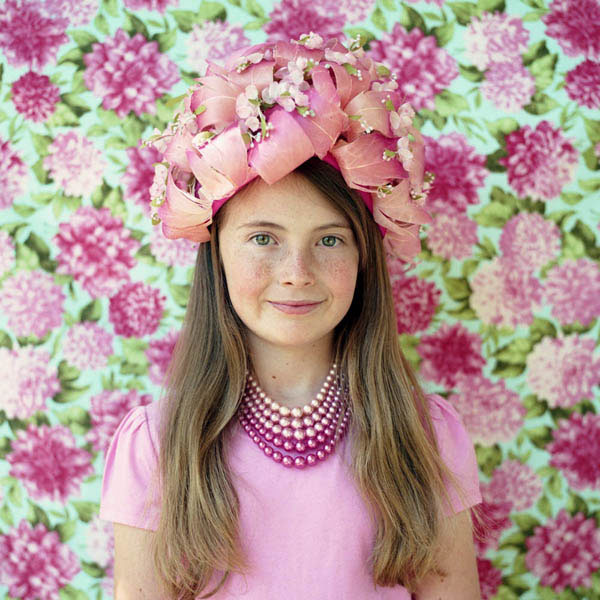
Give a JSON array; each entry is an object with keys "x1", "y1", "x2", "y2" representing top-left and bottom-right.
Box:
[
  {"x1": 0, "y1": 0, "x2": 68, "y2": 70},
  {"x1": 149, "y1": 224, "x2": 199, "y2": 266},
  {"x1": 543, "y1": 0, "x2": 600, "y2": 60},
  {"x1": 0, "y1": 230, "x2": 16, "y2": 276},
  {"x1": 526, "y1": 335, "x2": 600, "y2": 408},
  {"x1": 121, "y1": 142, "x2": 163, "y2": 209},
  {"x1": 548, "y1": 412, "x2": 600, "y2": 491},
  {"x1": 368, "y1": 24, "x2": 458, "y2": 111},
  {"x1": 62, "y1": 322, "x2": 114, "y2": 370},
  {"x1": 464, "y1": 12, "x2": 529, "y2": 71},
  {"x1": 0, "y1": 138, "x2": 29, "y2": 209},
  {"x1": 422, "y1": 133, "x2": 488, "y2": 215},
  {"x1": 499, "y1": 212, "x2": 561, "y2": 270},
  {"x1": 0, "y1": 519, "x2": 80, "y2": 600},
  {"x1": 43, "y1": 131, "x2": 106, "y2": 197},
  {"x1": 86, "y1": 389, "x2": 152, "y2": 455},
  {"x1": 487, "y1": 460, "x2": 543, "y2": 511},
  {"x1": 146, "y1": 328, "x2": 180, "y2": 385},
  {"x1": 526, "y1": 510, "x2": 600, "y2": 592},
  {"x1": 11, "y1": 71, "x2": 60, "y2": 122},
  {"x1": 86, "y1": 516, "x2": 114, "y2": 592},
  {"x1": 473, "y1": 483, "x2": 513, "y2": 554},
  {"x1": 7, "y1": 424, "x2": 93, "y2": 503},
  {"x1": 53, "y1": 206, "x2": 140, "y2": 298},
  {"x1": 123, "y1": 0, "x2": 179, "y2": 11},
  {"x1": 405, "y1": 0, "x2": 444, "y2": 6},
  {"x1": 425, "y1": 212, "x2": 478, "y2": 260},
  {"x1": 417, "y1": 322, "x2": 485, "y2": 389},
  {"x1": 0, "y1": 270, "x2": 65, "y2": 338},
  {"x1": 338, "y1": 0, "x2": 376, "y2": 23},
  {"x1": 500, "y1": 121, "x2": 579, "y2": 201},
  {"x1": 449, "y1": 374, "x2": 526, "y2": 445},
  {"x1": 390, "y1": 274, "x2": 441, "y2": 334},
  {"x1": 42, "y1": 0, "x2": 98, "y2": 26},
  {"x1": 83, "y1": 28, "x2": 179, "y2": 118},
  {"x1": 109, "y1": 280, "x2": 166, "y2": 337},
  {"x1": 565, "y1": 60, "x2": 600, "y2": 108},
  {"x1": 186, "y1": 21, "x2": 249, "y2": 74},
  {"x1": 477, "y1": 558, "x2": 503, "y2": 600},
  {"x1": 0, "y1": 346, "x2": 60, "y2": 419},
  {"x1": 265, "y1": 0, "x2": 346, "y2": 43},
  {"x1": 470, "y1": 257, "x2": 543, "y2": 329},
  {"x1": 545, "y1": 259, "x2": 600, "y2": 326},
  {"x1": 481, "y1": 62, "x2": 536, "y2": 113}
]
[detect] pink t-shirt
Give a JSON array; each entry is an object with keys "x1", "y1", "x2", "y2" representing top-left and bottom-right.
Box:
[{"x1": 100, "y1": 394, "x2": 481, "y2": 599}]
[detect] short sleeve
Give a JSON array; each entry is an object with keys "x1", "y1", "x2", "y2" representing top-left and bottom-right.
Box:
[
  {"x1": 427, "y1": 394, "x2": 482, "y2": 515},
  {"x1": 99, "y1": 404, "x2": 162, "y2": 530}
]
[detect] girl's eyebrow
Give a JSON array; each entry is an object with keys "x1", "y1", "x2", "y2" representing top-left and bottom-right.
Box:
[{"x1": 237, "y1": 220, "x2": 351, "y2": 231}]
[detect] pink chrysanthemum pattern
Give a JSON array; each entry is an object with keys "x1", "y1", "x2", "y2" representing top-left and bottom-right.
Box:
[
  {"x1": 390, "y1": 274, "x2": 440, "y2": 334},
  {"x1": 0, "y1": 520, "x2": 80, "y2": 600},
  {"x1": 123, "y1": 0, "x2": 179, "y2": 11},
  {"x1": 0, "y1": 270, "x2": 65, "y2": 338},
  {"x1": 425, "y1": 212, "x2": 479, "y2": 260},
  {"x1": 83, "y1": 28, "x2": 179, "y2": 118},
  {"x1": 86, "y1": 516, "x2": 115, "y2": 593},
  {"x1": 54, "y1": 206, "x2": 141, "y2": 298},
  {"x1": 0, "y1": 346, "x2": 60, "y2": 419},
  {"x1": 109, "y1": 280, "x2": 166, "y2": 337},
  {"x1": 122, "y1": 142, "x2": 164, "y2": 210},
  {"x1": 526, "y1": 335, "x2": 600, "y2": 408},
  {"x1": 146, "y1": 327, "x2": 180, "y2": 385},
  {"x1": 474, "y1": 483, "x2": 514, "y2": 554},
  {"x1": 11, "y1": 71, "x2": 60, "y2": 122},
  {"x1": 7, "y1": 424, "x2": 94, "y2": 503},
  {"x1": 42, "y1": 0, "x2": 98, "y2": 26},
  {"x1": 0, "y1": 230, "x2": 16, "y2": 277},
  {"x1": 62, "y1": 322, "x2": 114, "y2": 370},
  {"x1": 0, "y1": 138, "x2": 29, "y2": 210},
  {"x1": 481, "y1": 62, "x2": 536, "y2": 113},
  {"x1": 477, "y1": 558, "x2": 503, "y2": 600},
  {"x1": 487, "y1": 460, "x2": 543, "y2": 511},
  {"x1": 565, "y1": 60, "x2": 600, "y2": 108},
  {"x1": 149, "y1": 225, "x2": 199, "y2": 266}
]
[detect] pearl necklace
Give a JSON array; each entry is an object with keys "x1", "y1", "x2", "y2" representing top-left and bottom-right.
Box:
[{"x1": 237, "y1": 364, "x2": 351, "y2": 469}]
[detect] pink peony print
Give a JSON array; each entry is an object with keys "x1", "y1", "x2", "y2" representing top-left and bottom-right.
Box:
[
  {"x1": 146, "y1": 327, "x2": 180, "y2": 385},
  {"x1": 477, "y1": 558, "x2": 503, "y2": 600},
  {"x1": 109, "y1": 280, "x2": 166, "y2": 337},
  {"x1": 487, "y1": 460, "x2": 543, "y2": 511},
  {"x1": 86, "y1": 389, "x2": 152, "y2": 455},
  {"x1": 425, "y1": 212, "x2": 478, "y2": 260},
  {"x1": 43, "y1": 131, "x2": 106, "y2": 197},
  {"x1": 53, "y1": 206, "x2": 141, "y2": 298},
  {"x1": 7, "y1": 424, "x2": 94, "y2": 503},
  {"x1": 499, "y1": 212, "x2": 561, "y2": 270},
  {"x1": 543, "y1": 0, "x2": 600, "y2": 60},
  {"x1": 0, "y1": 519, "x2": 80, "y2": 600},
  {"x1": 0, "y1": 230, "x2": 16, "y2": 276},
  {"x1": 265, "y1": 0, "x2": 346, "y2": 43},
  {"x1": 422, "y1": 133, "x2": 488, "y2": 215},
  {"x1": 548, "y1": 412, "x2": 600, "y2": 491},
  {"x1": 62, "y1": 322, "x2": 114, "y2": 370},
  {"x1": 0, "y1": 0, "x2": 68, "y2": 70},
  {"x1": 464, "y1": 12, "x2": 530, "y2": 71},
  {"x1": 526, "y1": 510, "x2": 600, "y2": 592},
  {"x1": 473, "y1": 483, "x2": 513, "y2": 554},
  {"x1": 86, "y1": 516, "x2": 114, "y2": 593},
  {"x1": 565, "y1": 60, "x2": 600, "y2": 108},
  {"x1": 390, "y1": 273, "x2": 441, "y2": 335},
  {"x1": 123, "y1": 0, "x2": 179, "y2": 10},
  {"x1": 405, "y1": 0, "x2": 444, "y2": 6},
  {"x1": 84, "y1": 28, "x2": 179, "y2": 118},
  {"x1": 149, "y1": 224, "x2": 199, "y2": 266},
  {"x1": 0, "y1": 346, "x2": 60, "y2": 419},
  {"x1": 186, "y1": 21, "x2": 249, "y2": 74},
  {"x1": 481, "y1": 62, "x2": 536, "y2": 113},
  {"x1": 470, "y1": 257, "x2": 543, "y2": 329},
  {"x1": 339, "y1": 0, "x2": 376, "y2": 23},
  {"x1": 545, "y1": 259, "x2": 600, "y2": 326},
  {"x1": 42, "y1": 0, "x2": 98, "y2": 26},
  {"x1": 449, "y1": 374, "x2": 526, "y2": 445},
  {"x1": 11, "y1": 71, "x2": 60, "y2": 122},
  {"x1": 0, "y1": 270, "x2": 65, "y2": 338},
  {"x1": 500, "y1": 121, "x2": 579, "y2": 201},
  {"x1": 121, "y1": 142, "x2": 163, "y2": 209},
  {"x1": 526, "y1": 335, "x2": 600, "y2": 408},
  {"x1": 417, "y1": 322, "x2": 486, "y2": 389},
  {"x1": 0, "y1": 138, "x2": 29, "y2": 210},
  {"x1": 368, "y1": 24, "x2": 458, "y2": 111}
]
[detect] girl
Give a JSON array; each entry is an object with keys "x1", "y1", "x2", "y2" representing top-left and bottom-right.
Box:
[{"x1": 100, "y1": 33, "x2": 482, "y2": 599}]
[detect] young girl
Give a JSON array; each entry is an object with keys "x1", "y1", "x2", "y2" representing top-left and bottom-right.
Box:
[{"x1": 100, "y1": 33, "x2": 482, "y2": 599}]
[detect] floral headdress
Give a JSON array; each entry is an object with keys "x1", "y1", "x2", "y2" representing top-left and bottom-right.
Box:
[{"x1": 146, "y1": 32, "x2": 434, "y2": 262}]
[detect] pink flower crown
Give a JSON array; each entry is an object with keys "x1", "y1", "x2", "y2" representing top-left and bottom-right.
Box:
[{"x1": 146, "y1": 32, "x2": 434, "y2": 262}]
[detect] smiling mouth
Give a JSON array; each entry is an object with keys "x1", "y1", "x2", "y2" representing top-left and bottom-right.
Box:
[{"x1": 268, "y1": 301, "x2": 323, "y2": 314}]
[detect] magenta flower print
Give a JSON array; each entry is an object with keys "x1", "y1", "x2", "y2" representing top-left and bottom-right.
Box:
[
  {"x1": 481, "y1": 62, "x2": 536, "y2": 113},
  {"x1": 121, "y1": 142, "x2": 164, "y2": 209},
  {"x1": 0, "y1": 520, "x2": 80, "y2": 600},
  {"x1": 123, "y1": 0, "x2": 179, "y2": 11},
  {"x1": 477, "y1": 558, "x2": 503, "y2": 600},
  {"x1": 338, "y1": 0, "x2": 375, "y2": 23},
  {"x1": 86, "y1": 516, "x2": 114, "y2": 593},
  {"x1": 526, "y1": 510, "x2": 600, "y2": 592},
  {"x1": 473, "y1": 484, "x2": 513, "y2": 554},
  {"x1": 487, "y1": 460, "x2": 542, "y2": 511},
  {"x1": 0, "y1": 270, "x2": 65, "y2": 338},
  {"x1": 422, "y1": 133, "x2": 488, "y2": 215},
  {"x1": 11, "y1": 71, "x2": 60, "y2": 123},
  {"x1": 500, "y1": 121, "x2": 578, "y2": 201},
  {"x1": 565, "y1": 60, "x2": 600, "y2": 108},
  {"x1": 426, "y1": 212, "x2": 478, "y2": 260},
  {"x1": 149, "y1": 225, "x2": 199, "y2": 266},
  {"x1": 83, "y1": 28, "x2": 179, "y2": 118},
  {"x1": 390, "y1": 274, "x2": 441, "y2": 335},
  {"x1": 0, "y1": 230, "x2": 16, "y2": 276},
  {"x1": 109, "y1": 280, "x2": 166, "y2": 337},
  {"x1": 526, "y1": 335, "x2": 600, "y2": 408},
  {"x1": 7, "y1": 424, "x2": 94, "y2": 503},
  {"x1": 0, "y1": 0, "x2": 68, "y2": 70},
  {"x1": 417, "y1": 322, "x2": 485, "y2": 389},
  {"x1": 42, "y1": 0, "x2": 98, "y2": 26},
  {"x1": 146, "y1": 327, "x2": 180, "y2": 385},
  {"x1": 0, "y1": 138, "x2": 29, "y2": 210},
  {"x1": 53, "y1": 206, "x2": 141, "y2": 298},
  {"x1": 368, "y1": 24, "x2": 458, "y2": 111},
  {"x1": 62, "y1": 322, "x2": 114, "y2": 370}
]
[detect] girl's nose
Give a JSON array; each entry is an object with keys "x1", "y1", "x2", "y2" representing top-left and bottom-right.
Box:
[{"x1": 279, "y1": 247, "x2": 315, "y2": 287}]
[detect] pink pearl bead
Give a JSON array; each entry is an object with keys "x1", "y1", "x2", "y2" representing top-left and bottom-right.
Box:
[
  {"x1": 258, "y1": 441, "x2": 265, "y2": 449},
  {"x1": 264, "y1": 446, "x2": 273, "y2": 456},
  {"x1": 283, "y1": 440, "x2": 294, "y2": 451},
  {"x1": 294, "y1": 457, "x2": 306, "y2": 469},
  {"x1": 295, "y1": 442, "x2": 306, "y2": 452},
  {"x1": 282, "y1": 456, "x2": 294, "y2": 468},
  {"x1": 273, "y1": 436, "x2": 283, "y2": 447},
  {"x1": 265, "y1": 431, "x2": 274, "y2": 441},
  {"x1": 306, "y1": 454, "x2": 317, "y2": 466}
]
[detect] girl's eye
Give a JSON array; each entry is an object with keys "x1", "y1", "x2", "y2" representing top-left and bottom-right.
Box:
[
  {"x1": 321, "y1": 235, "x2": 341, "y2": 247},
  {"x1": 251, "y1": 234, "x2": 272, "y2": 246}
]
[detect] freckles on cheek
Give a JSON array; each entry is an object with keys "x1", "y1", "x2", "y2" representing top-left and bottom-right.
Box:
[{"x1": 324, "y1": 256, "x2": 358, "y2": 294}]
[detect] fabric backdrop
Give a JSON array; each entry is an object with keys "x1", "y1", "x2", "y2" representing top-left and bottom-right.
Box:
[{"x1": 0, "y1": 0, "x2": 599, "y2": 598}]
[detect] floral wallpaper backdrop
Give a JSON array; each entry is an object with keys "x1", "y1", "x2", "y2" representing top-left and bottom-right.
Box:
[{"x1": 0, "y1": 0, "x2": 599, "y2": 597}]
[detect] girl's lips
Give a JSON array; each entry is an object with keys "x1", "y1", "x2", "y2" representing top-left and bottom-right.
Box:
[{"x1": 268, "y1": 301, "x2": 323, "y2": 315}]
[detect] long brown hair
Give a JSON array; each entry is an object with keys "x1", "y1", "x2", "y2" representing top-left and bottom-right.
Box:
[{"x1": 153, "y1": 157, "x2": 462, "y2": 598}]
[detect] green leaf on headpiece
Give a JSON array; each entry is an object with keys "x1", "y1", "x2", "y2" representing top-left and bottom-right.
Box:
[
  {"x1": 260, "y1": 115, "x2": 267, "y2": 140},
  {"x1": 384, "y1": 98, "x2": 395, "y2": 111},
  {"x1": 383, "y1": 149, "x2": 396, "y2": 159},
  {"x1": 348, "y1": 114, "x2": 362, "y2": 121},
  {"x1": 343, "y1": 64, "x2": 359, "y2": 76},
  {"x1": 376, "y1": 63, "x2": 390, "y2": 78},
  {"x1": 194, "y1": 104, "x2": 207, "y2": 115}
]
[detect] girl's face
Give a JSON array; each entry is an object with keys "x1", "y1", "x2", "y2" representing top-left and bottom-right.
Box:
[{"x1": 217, "y1": 172, "x2": 359, "y2": 355}]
